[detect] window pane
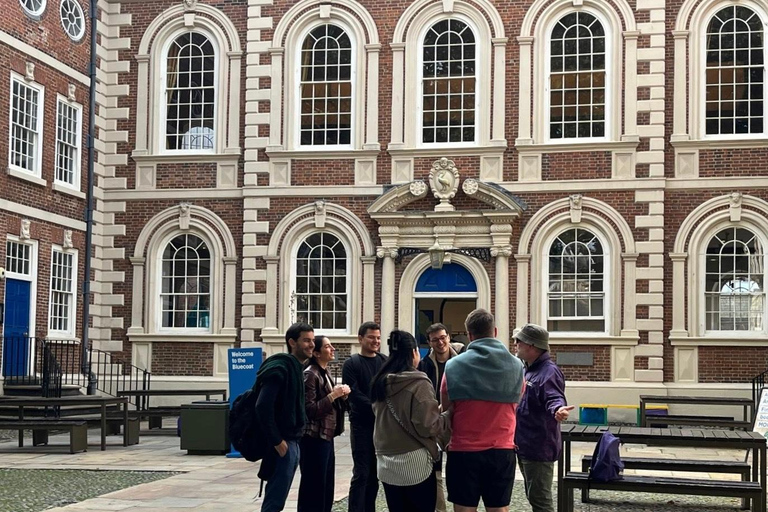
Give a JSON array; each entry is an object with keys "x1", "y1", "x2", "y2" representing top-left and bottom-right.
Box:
[
  {"x1": 160, "y1": 234, "x2": 212, "y2": 329},
  {"x1": 294, "y1": 232, "x2": 349, "y2": 330},
  {"x1": 549, "y1": 12, "x2": 606, "y2": 139}
]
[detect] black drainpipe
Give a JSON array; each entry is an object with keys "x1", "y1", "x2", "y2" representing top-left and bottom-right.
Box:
[{"x1": 82, "y1": 0, "x2": 98, "y2": 394}]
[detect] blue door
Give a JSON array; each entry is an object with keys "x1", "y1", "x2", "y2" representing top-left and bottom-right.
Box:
[{"x1": 2, "y1": 279, "x2": 31, "y2": 377}]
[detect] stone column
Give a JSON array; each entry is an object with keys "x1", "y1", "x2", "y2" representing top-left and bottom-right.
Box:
[
  {"x1": 223, "y1": 256, "x2": 238, "y2": 335},
  {"x1": 377, "y1": 247, "x2": 398, "y2": 354},
  {"x1": 516, "y1": 37, "x2": 534, "y2": 144},
  {"x1": 670, "y1": 253, "x2": 688, "y2": 337},
  {"x1": 361, "y1": 256, "x2": 377, "y2": 323},
  {"x1": 491, "y1": 38, "x2": 508, "y2": 143},
  {"x1": 127, "y1": 257, "x2": 145, "y2": 334},
  {"x1": 262, "y1": 255, "x2": 280, "y2": 336},
  {"x1": 621, "y1": 253, "x2": 639, "y2": 336},
  {"x1": 491, "y1": 246, "x2": 512, "y2": 343},
  {"x1": 672, "y1": 31, "x2": 690, "y2": 139},
  {"x1": 514, "y1": 254, "x2": 531, "y2": 328}
]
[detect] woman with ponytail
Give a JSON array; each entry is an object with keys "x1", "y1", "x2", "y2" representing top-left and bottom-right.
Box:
[
  {"x1": 297, "y1": 335, "x2": 350, "y2": 512},
  {"x1": 371, "y1": 330, "x2": 451, "y2": 512}
]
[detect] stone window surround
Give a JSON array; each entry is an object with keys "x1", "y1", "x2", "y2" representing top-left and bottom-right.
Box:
[
  {"x1": 670, "y1": 194, "x2": 768, "y2": 346},
  {"x1": 48, "y1": 244, "x2": 78, "y2": 339},
  {"x1": 516, "y1": 0, "x2": 640, "y2": 182},
  {"x1": 388, "y1": 0, "x2": 507, "y2": 184},
  {"x1": 267, "y1": 0, "x2": 381, "y2": 187},
  {"x1": 127, "y1": 204, "x2": 238, "y2": 342},
  {"x1": 671, "y1": 0, "x2": 768, "y2": 178},
  {"x1": 260, "y1": 202, "x2": 376, "y2": 353},
  {"x1": 516, "y1": 196, "x2": 639, "y2": 345},
  {"x1": 132, "y1": 4, "x2": 242, "y2": 190},
  {"x1": 8, "y1": 72, "x2": 45, "y2": 181}
]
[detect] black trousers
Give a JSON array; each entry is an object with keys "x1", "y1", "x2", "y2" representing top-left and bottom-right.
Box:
[
  {"x1": 298, "y1": 436, "x2": 335, "y2": 512},
  {"x1": 348, "y1": 424, "x2": 378, "y2": 512},
  {"x1": 383, "y1": 471, "x2": 437, "y2": 512}
]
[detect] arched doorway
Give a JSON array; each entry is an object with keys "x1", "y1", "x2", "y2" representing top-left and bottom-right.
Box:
[{"x1": 414, "y1": 263, "x2": 477, "y2": 347}]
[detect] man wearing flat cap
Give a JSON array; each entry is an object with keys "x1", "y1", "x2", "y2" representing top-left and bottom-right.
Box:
[{"x1": 513, "y1": 323, "x2": 573, "y2": 512}]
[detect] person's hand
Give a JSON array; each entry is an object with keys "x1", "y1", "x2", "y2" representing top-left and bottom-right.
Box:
[
  {"x1": 331, "y1": 384, "x2": 350, "y2": 400},
  {"x1": 555, "y1": 405, "x2": 575, "y2": 422},
  {"x1": 274, "y1": 440, "x2": 288, "y2": 457}
]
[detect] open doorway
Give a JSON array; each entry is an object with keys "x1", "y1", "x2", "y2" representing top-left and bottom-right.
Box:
[{"x1": 413, "y1": 263, "x2": 478, "y2": 348}]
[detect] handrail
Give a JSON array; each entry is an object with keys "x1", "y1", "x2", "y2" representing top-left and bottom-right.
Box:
[
  {"x1": 752, "y1": 367, "x2": 768, "y2": 416},
  {"x1": 1, "y1": 337, "x2": 150, "y2": 407}
]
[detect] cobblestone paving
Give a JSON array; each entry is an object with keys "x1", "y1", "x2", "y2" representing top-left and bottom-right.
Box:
[
  {"x1": 330, "y1": 485, "x2": 746, "y2": 511},
  {"x1": 0, "y1": 469, "x2": 178, "y2": 512}
]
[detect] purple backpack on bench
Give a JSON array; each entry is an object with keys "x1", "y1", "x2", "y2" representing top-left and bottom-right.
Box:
[{"x1": 589, "y1": 431, "x2": 624, "y2": 482}]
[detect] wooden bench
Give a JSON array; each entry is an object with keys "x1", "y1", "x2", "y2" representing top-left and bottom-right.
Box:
[
  {"x1": 0, "y1": 420, "x2": 88, "y2": 454},
  {"x1": 581, "y1": 455, "x2": 752, "y2": 508},
  {"x1": 645, "y1": 414, "x2": 752, "y2": 430},
  {"x1": 579, "y1": 403, "x2": 668, "y2": 426},
  {"x1": 128, "y1": 407, "x2": 182, "y2": 430},
  {"x1": 561, "y1": 471, "x2": 763, "y2": 512}
]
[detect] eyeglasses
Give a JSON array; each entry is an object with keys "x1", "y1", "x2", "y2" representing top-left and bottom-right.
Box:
[{"x1": 429, "y1": 335, "x2": 449, "y2": 344}]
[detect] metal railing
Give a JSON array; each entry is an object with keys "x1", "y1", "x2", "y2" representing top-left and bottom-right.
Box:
[
  {"x1": 2, "y1": 336, "x2": 150, "y2": 406},
  {"x1": 752, "y1": 367, "x2": 768, "y2": 416},
  {"x1": 88, "y1": 347, "x2": 150, "y2": 408}
]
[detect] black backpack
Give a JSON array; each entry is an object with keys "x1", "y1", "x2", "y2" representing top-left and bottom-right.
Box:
[{"x1": 229, "y1": 385, "x2": 268, "y2": 463}]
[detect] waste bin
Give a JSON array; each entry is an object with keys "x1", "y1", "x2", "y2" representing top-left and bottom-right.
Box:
[{"x1": 180, "y1": 400, "x2": 230, "y2": 455}]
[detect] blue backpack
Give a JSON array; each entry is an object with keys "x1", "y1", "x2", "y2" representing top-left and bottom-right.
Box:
[{"x1": 588, "y1": 431, "x2": 624, "y2": 482}]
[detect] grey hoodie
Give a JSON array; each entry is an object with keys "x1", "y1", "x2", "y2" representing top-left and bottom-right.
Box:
[{"x1": 372, "y1": 370, "x2": 451, "y2": 461}]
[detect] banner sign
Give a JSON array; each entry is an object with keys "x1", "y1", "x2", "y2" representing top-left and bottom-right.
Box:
[{"x1": 226, "y1": 347, "x2": 262, "y2": 458}]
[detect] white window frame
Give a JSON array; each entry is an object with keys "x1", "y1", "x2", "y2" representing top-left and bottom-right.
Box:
[
  {"x1": 290, "y1": 230, "x2": 351, "y2": 335},
  {"x1": 159, "y1": 29, "x2": 218, "y2": 155},
  {"x1": 19, "y1": 0, "x2": 46, "y2": 18},
  {"x1": 544, "y1": 10, "x2": 611, "y2": 144},
  {"x1": 156, "y1": 231, "x2": 213, "y2": 334},
  {"x1": 699, "y1": 3, "x2": 768, "y2": 141},
  {"x1": 294, "y1": 21, "x2": 357, "y2": 151},
  {"x1": 541, "y1": 226, "x2": 611, "y2": 336},
  {"x1": 59, "y1": 0, "x2": 86, "y2": 42},
  {"x1": 8, "y1": 74, "x2": 44, "y2": 178},
  {"x1": 54, "y1": 95, "x2": 83, "y2": 190},
  {"x1": 417, "y1": 16, "x2": 479, "y2": 148},
  {"x1": 48, "y1": 246, "x2": 77, "y2": 339},
  {"x1": 699, "y1": 223, "x2": 768, "y2": 337}
]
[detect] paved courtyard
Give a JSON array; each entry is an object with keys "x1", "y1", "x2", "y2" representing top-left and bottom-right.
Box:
[{"x1": 0, "y1": 423, "x2": 757, "y2": 511}]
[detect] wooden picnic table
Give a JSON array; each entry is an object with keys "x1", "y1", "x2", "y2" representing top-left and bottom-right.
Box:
[
  {"x1": 559, "y1": 424, "x2": 768, "y2": 512},
  {"x1": 639, "y1": 394, "x2": 754, "y2": 428},
  {"x1": 0, "y1": 395, "x2": 130, "y2": 451}
]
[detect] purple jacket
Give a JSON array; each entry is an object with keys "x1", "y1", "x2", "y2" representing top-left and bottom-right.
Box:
[{"x1": 514, "y1": 352, "x2": 567, "y2": 462}]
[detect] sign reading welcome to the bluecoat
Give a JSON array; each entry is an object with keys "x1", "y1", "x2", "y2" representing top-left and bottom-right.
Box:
[{"x1": 226, "y1": 347, "x2": 262, "y2": 458}]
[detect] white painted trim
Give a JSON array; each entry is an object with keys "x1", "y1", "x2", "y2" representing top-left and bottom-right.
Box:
[
  {"x1": 671, "y1": 336, "x2": 768, "y2": 346},
  {"x1": 397, "y1": 253, "x2": 491, "y2": 334},
  {"x1": 8, "y1": 73, "x2": 45, "y2": 179},
  {"x1": 0, "y1": 31, "x2": 89, "y2": 84},
  {"x1": 0, "y1": 200, "x2": 86, "y2": 230},
  {"x1": 53, "y1": 94, "x2": 83, "y2": 192},
  {"x1": 128, "y1": 333, "x2": 237, "y2": 343},
  {"x1": 47, "y1": 245, "x2": 78, "y2": 339}
]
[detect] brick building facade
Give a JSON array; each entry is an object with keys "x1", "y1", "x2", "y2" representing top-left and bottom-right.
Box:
[{"x1": 2, "y1": 0, "x2": 768, "y2": 403}]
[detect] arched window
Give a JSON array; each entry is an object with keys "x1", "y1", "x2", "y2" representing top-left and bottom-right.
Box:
[
  {"x1": 705, "y1": 227, "x2": 765, "y2": 331},
  {"x1": 547, "y1": 228, "x2": 605, "y2": 332},
  {"x1": 160, "y1": 233, "x2": 211, "y2": 330},
  {"x1": 294, "y1": 232, "x2": 348, "y2": 331},
  {"x1": 299, "y1": 24, "x2": 353, "y2": 146},
  {"x1": 164, "y1": 32, "x2": 216, "y2": 151},
  {"x1": 421, "y1": 19, "x2": 476, "y2": 144},
  {"x1": 705, "y1": 6, "x2": 764, "y2": 136},
  {"x1": 549, "y1": 12, "x2": 606, "y2": 139}
]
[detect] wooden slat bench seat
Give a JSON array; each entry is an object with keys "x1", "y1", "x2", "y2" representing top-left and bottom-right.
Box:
[
  {"x1": 128, "y1": 406, "x2": 182, "y2": 430},
  {"x1": 645, "y1": 414, "x2": 752, "y2": 429},
  {"x1": 0, "y1": 420, "x2": 87, "y2": 453},
  {"x1": 561, "y1": 471, "x2": 763, "y2": 512},
  {"x1": 581, "y1": 456, "x2": 752, "y2": 507}
]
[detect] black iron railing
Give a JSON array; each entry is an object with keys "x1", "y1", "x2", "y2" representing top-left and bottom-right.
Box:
[
  {"x1": 2, "y1": 336, "x2": 150, "y2": 406},
  {"x1": 88, "y1": 347, "x2": 150, "y2": 408},
  {"x1": 752, "y1": 367, "x2": 768, "y2": 416}
]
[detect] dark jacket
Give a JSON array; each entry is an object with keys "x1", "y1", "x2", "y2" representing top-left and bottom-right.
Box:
[
  {"x1": 514, "y1": 352, "x2": 567, "y2": 462},
  {"x1": 303, "y1": 363, "x2": 346, "y2": 441},
  {"x1": 417, "y1": 342, "x2": 465, "y2": 402},
  {"x1": 254, "y1": 353, "x2": 307, "y2": 447},
  {"x1": 342, "y1": 353, "x2": 387, "y2": 428}
]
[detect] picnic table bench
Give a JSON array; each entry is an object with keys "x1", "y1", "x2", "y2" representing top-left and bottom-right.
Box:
[
  {"x1": 117, "y1": 389, "x2": 227, "y2": 430},
  {"x1": 559, "y1": 424, "x2": 767, "y2": 512},
  {"x1": 0, "y1": 395, "x2": 131, "y2": 450},
  {"x1": 640, "y1": 395, "x2": 754, "y2": 430},
  {"x1": 0, "y1": 419, "x2": 87, "y2": 453}
]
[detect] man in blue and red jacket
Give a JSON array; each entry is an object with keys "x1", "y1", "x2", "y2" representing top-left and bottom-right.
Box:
[{"x1": 514, "y1": 323, "x2": 574, "y2": 512}]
